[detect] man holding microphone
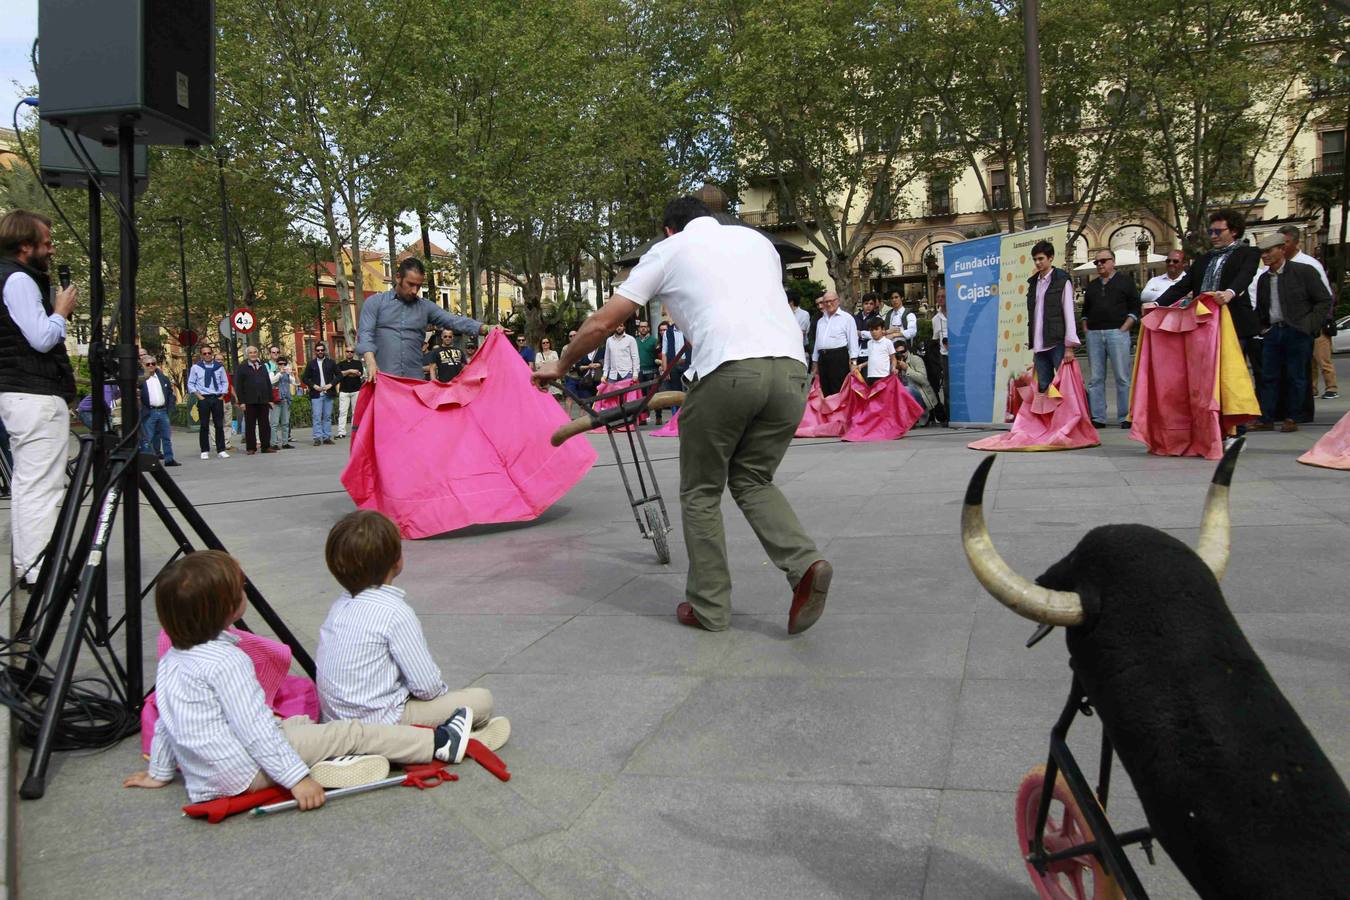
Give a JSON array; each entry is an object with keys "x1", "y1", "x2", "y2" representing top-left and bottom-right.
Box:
[{"x1": 0, "y1": 210, "x2": 78, "y2": 587}]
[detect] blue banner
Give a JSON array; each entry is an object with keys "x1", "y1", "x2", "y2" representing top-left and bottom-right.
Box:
[{"x1": 944, "y1": 235, "x2": 1002, "y2": 425}]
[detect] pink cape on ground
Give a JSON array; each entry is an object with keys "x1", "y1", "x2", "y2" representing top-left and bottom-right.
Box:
[
  {"x1": 341, "y1": 331, "x2": 598, "y2": 539},
  {"x1": 655, "y1": 374, "x2": 922, "y2": 441},
  {"x1": 968, "y1": 356, "x2": 1100, "y2": 452},
  {"x1": 1128, "y1": 297, "x2": 1259, "y2": 460},
  {"x1": 1299, "y1": 411, "x2": 1350, "y2": 470}
]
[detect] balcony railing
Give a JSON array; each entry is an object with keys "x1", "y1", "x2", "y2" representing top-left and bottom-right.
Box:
[
  {"x1": 922, "y1": 198, "x2": 957, "y2": 217},
  {"x1": 1292, "y1": 153, "x2": 1344, "y2": 181}
]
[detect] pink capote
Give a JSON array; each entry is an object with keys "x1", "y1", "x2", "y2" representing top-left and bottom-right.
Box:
[
  {"x1": 839, "y1": 374, "x2": 925, "y2": 442},
  {"x1": 341, "y1": 331, "x2": 598, "y2": 539},
  {"x1": 1298, "y1": 411, "x2": 1350, "y2": 470},
  {"x1": 1128, "y1": 297, "x2": 1259, "y2": 460},
  {"x1": 141, "y1": 628, "x2": 319, "y2": 756},
  {"x1": 651, "y1": 409, "x2": 681, "y2": 437},
  {"x1": 969, "y1": 356, "x2": 1099, "y2": 452},
  {"x1": 590, "y1": 378, "x2": 644, "y2": 432},
  {"x1": 795, "y1": 376, "x2": 851, "y2": 437}
]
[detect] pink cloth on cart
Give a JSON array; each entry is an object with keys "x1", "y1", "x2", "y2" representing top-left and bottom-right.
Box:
[
  {"x1": 968, "y1": 356, "x2": 1100, "y2": 452},
  {"x1": 341, "y1": 331, "x2": 597, "y2": 539},
  {"x1": 591, "y1": 378, "x2": 644, "y2": 432},
  {"x1": 1299, "y1": 411, "x2": 1350, "y2": 470},
  {"x1": 839, "y1": 374, "x2": 925, "y2": 442},
  {"x1": 141, "y1": 627, "x2": 318, "y2": 756}
]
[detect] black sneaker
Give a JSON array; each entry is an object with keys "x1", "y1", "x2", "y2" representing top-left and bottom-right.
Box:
[
  {"x1": 433, "y1": 706, "x2": 474, "y2": 763},
  {"x1": 1090, "y1": 420, "x2": 1106, "y2": 429},
  {"x1": 164, "y1": 460, "x2": 182, "y2": 467},
  {"x1": 323, "y1": 438, "x2": 334, "y2": 445},
  {"x1": 1322, "y1": 391, "x2": 1340, "y2": 400},
  {"x1": 282, "y1": 443, "x2": 295, "y2": 449},
  {"x1": 313, "y1": 438, "x2": 321, "y2": 446}
]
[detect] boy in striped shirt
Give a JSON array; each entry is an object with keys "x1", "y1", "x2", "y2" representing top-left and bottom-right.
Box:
[
  {"x1": 316, "y1": 511, "x2": 507, "y2": 746},
  {"x1": 123, "y1": 551, "x2": 473, "y2": 807}
]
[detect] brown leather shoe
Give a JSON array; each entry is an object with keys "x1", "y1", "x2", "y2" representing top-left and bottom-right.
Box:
[
  {"x1": 788, "y1": 560, "x2": 832, "y2": 635},
  {"x1": 1280, "y1": 419, "x2": 1299, "y2": 433},
  {"x1": 676, "y1": 602, "x2": 711, "y2": 630},
  {"x1": 1247, "y1": 421, "x2": 1274, "y2": 432}
]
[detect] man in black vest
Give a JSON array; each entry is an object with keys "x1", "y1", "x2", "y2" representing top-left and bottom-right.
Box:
[
  {"x1": 1249, "y1": 233, "x2": 1333, "y2": 433},
  {"x1": 1026, "y1": 240, "x2": 1081, "y2": 392},
  {"x1": 0, "y1": 210, "x2": 78, "y2": 586}
]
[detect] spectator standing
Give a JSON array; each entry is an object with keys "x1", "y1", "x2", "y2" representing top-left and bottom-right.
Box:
[
  {"x1": 421, "y1": 329, "x2": 464, "y2": 383},
  {"x1": 515, "y1": 334, "x2": 536, "y2": 365},
  {"x1": 233, "y1": 345, "x2": 275, "y2": 455},
  {"x1": 635, "y1": 321, "x2": 658, "y2": 385},
  {"x1": 811, "y1": 291, "x2": 859, "y2": 397},
  {"x1": 187, "y1": 346, "x2": 230, "y2": 459},
  {"x1": 265, "y1": 345, "x2": 284, "y2": 448},
  {"x1": 1249, "y1": 233, "x2": 1333, "y2": 433},
  {"x1": 138, "y1": 354, "x2": 179, "y2": 466},
  {"x1": 885, "y1": 290, "x2": 918, "y2": 344},
  {"x1": 602, "y1": 325, "x2": 640, "y2": 383},
  {"x1": 1314, "y1": 312, "x2": 1339, "y2": 400},
  {"x1": 336, "y1": 346, "x2": 364, "y2": 437},
  {"x1": 532, "y1": 337, "x2": 562, "y2": 400},
  {"x1": 76, "y1": 383, "x2": 119, "y2": 431},
  {"x1": 0, "y1": 209, "x2": 79, "y2": 586},
  {"x1": 302, "y1": 341, "x2": 340, "y2": 446},
  {"x1": 274, "y1": 355, "x2": 296, "y2": 448},
  {"x1": 1140, "y1": 250, "x2": 1188, "y2": 305},
  {"x1": 930, "y1": 289, "x2": 949, "y2": 422},
  {"x1": 1026, "y1": 240, "x2": 1081, "y2": 392},
  {"x1": 1081, "y1": 249, "x2": 1141, "y2": 428},
  {"x1": 788, "y1": 291, "x2": 811, "y2": 349},
  {"x1": 851, "y1": 317, "x2": 896, "y2": 385},
  {"x1": 854, "y1": 293, "x2": 880, "y2": 362}
]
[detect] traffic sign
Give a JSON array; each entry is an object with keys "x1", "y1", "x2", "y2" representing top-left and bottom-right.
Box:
[
  {"x1": 177, "y1": 328, "x2": 198, "y2": 348},
  {"x1": 231, "y1": 308, "x2": 256, "y2": 333}
]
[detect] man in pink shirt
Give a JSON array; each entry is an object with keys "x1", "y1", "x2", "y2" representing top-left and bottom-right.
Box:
[{"x1": 1026, "y1": 239, "x2": 1080, "y2": 392}]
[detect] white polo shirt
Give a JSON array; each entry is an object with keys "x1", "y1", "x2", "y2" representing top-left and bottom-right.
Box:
[{"x1": 615, "y1": 217, "x2": 806, "y2": 379}]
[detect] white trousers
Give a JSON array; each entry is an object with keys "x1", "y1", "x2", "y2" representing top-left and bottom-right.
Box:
[
  {"x1": 0, "y1": 393, "x2": 70, "y2": 583},
  {"x1": 337, "y1": 390, "x2": 359, "y2": 436}
]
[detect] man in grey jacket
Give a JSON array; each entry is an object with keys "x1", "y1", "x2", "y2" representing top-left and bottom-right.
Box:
[
  {"x1": 1249, "y1": 232, "x2": 1333, "y2": 433},
  {"x1": 357, "y1": 258, "x2": 503, "y2": 380}
]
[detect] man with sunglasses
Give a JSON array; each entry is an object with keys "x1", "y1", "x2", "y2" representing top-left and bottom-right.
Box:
[
  {"x1": 187, "y1": 345, "x2": 230, "y2": 459},
  {"x1": 138, "y1": 354, "x2": 179, "y2": 467},
  {"x1": 1155, "y1": 209, "x2": 1261, "y2": 339},
  {"x1": 1081, "y1": 249, "x2": 1141, "y2": 428},
  {"x1": 1141, "y1": 250, "x2": 1188, "y2": 306}
]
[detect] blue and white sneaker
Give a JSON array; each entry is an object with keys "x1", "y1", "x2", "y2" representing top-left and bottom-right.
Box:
[{"x1": 433, "y1": 706, "x2": 474, "y2": 763}]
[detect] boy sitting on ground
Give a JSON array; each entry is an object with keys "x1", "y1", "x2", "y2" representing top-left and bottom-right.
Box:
[
  {"x1": 123, "y1": 551, "x2": 472, "y2": 808},
  {"x1": 317, "y1": 510, "x2": 508, "y2": 748}
]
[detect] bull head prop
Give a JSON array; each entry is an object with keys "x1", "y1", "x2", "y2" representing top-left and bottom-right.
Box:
[{"x1": 962, "y1": 441, "x2": 1350, "y2": 898}]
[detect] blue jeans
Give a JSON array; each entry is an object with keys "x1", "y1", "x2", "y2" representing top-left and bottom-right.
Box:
[
  {"x1": 1259, "y1": 325, "x2": 1313, "y2": 423},
  {"x1": 312, "y1": 393, "x2": 334, "y2": 440},
  {"x1": 140, "y1": 407, "x2": 174, "y2": 462},
  {"x1": 1086, "y1": 328, "x2": 1134, "y2": 422},
  {"x1": 275, "y1": 400, "x2": 292, "y2": 444},
  {"x1": 1033, "y1": 345, "x2": 1065, "y2": 393}
]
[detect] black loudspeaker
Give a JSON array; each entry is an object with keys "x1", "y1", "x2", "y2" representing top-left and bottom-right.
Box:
[
  {"x1": 39, "y1": 121, "x2": 149, "y2": 194},
  {"x1": 37, "y1": 0, "x2": 215, "y2": 147}
]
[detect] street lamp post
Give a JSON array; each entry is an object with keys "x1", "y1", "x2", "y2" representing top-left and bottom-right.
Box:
[
  {"x1": 217, "y1": 152, "x2": 239, "y2": 370},
  {"x1": 1023, "y1": 0, "x2": 1050, "y2": 229},
  {"x1": 311, "y1": 242, "x2": 325, "y2": 343},
  {"x1": 159, "y1": 216, "x2": 191, "y2": 337}
]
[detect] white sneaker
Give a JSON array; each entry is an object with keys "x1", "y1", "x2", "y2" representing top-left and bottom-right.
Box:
[
  {"x1": 217, "y1": 451, "x2": 230, "y2": 459},
  {"x1": 200, "y1": 452, "x2": 209, "y2": 460},
  {"x1": 310, "y1": 754, "x2": 390, "y2": 789},
  {"x1": 471, "y1": 716, "x2": 511, "y2": 752}
]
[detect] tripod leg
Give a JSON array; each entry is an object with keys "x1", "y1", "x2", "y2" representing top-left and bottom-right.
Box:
[
  {"x1": 145, "y1": 463, "x2": 316, "y2": 677},
  {"x1": 18, "y1": 439, "x2": 96, "y2": 637},
  {"x1": 20, "y1": 479, "x2": 123, "y2": 800}
]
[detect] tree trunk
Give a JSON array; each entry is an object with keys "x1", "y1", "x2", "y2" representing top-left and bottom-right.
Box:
[
  {"x1": 826, "y1": 254, "x2": 856, "y2": 311},
  {"x1": 347, "y1": 211, "x2": 365, "y2": 349},
  {"x1": 419, "y1": 211, "x2": 437, "y2": 307},
  {"x1": 386, "y1": 220, "x2": 397, "y2": 290},
  {"x1": 321, "y1": 195, "x2": 356, "y2": 350},
  {"x1": 522, "y1": 271, "x2": 545, "y2": 343}
]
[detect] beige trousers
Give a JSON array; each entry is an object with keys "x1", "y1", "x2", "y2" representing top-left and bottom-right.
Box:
[
  {"x1": 248, "y1": 715, "x2": 434, "y2": 791},
  {"x1": 1312, "y1": 335, "x2": 1338, "y2": 393},
  {"x1": 399, "y1": 687, "x2": 493, "y2": 729}
]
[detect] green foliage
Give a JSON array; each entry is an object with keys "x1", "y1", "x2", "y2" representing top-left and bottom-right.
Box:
[{"x1": 785, "y1": 277, "x2": 827, "y2": 311}]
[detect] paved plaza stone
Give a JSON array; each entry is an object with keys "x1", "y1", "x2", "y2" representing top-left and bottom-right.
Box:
[{"x1": 6, "y1": 380, "x2": 1350, "y2": 898}]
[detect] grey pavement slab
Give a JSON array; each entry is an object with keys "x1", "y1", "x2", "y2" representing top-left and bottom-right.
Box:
[{"x1": 3, "y1": 393, "x2": 1348, "y2": 897}]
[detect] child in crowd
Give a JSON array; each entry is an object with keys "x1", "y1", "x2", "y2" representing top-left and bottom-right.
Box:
[
  {"x1": 851, "y1": 317, "x2": 897, "y2": 387},
  {"x1": 123, "y1": 550, "x2": 473, "y2": 808},
  {"x1": 316, "y1": 511, "x2": 508, "y2": 747}
]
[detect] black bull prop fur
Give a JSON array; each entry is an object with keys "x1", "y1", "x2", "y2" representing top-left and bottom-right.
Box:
[{"x1": 962, "y1": 442, "x2": 1350, "y2": 898}]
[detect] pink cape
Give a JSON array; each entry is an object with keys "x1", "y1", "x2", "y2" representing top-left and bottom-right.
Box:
[
  {"x1": 1128, "y1": 298, "x2": 1259, "y2": 460},
  {"x1": 838, "y1": 374, "x2": 925, "y2": 442},
  {"x1": 341, "y1": 331, "x2": 598, "y2": 538},
  {"x1": 1298, "y1": 411, "x2": 1350, "y2": 470},
  {"x1": 968, "y1": 356, "x2": 1099, "y2": 452},
  {"x1": 655, "y1": 374, "x2": 922, "y2": 441},
  {"x1": 591, "y1": 378, "x2": 644, "y2": 432}
]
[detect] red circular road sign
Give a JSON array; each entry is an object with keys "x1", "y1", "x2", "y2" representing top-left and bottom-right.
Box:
[
  {"x1": 231, "y1": 308, "x2": 256, "y2": 333},
  {"x1": 177, "y1": 329, "x2": 199, "y2": 348}
]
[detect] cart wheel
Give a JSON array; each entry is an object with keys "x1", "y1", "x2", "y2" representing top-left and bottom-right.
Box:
[
  {"x1": 1015, "y1": 765, "x2": 1122, "y2": 900},
  {"x1": 644, "y1": 506, "x2": 671, "y2": 565}
]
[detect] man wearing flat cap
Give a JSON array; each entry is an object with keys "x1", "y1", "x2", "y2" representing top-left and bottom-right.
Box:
[{"x1": 1248, "y1": 231, "x2": 1333, "y2": 433}]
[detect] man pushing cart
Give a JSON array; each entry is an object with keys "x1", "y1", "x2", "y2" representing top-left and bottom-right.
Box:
[{"x1": 533, "y1": 195, "x2": 832, "y2": 635}]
